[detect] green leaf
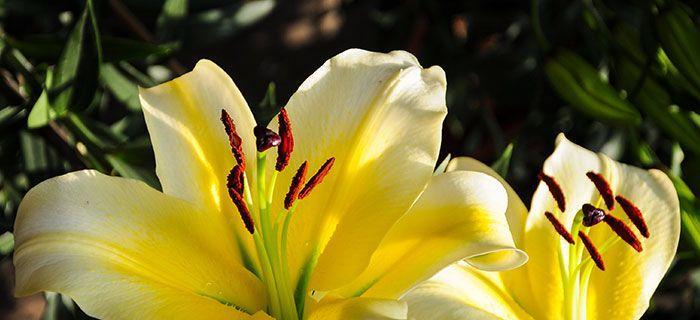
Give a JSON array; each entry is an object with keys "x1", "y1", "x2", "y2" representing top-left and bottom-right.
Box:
[
  {"x1": 51, "y1": 2, "x2": 101, "y2": 115},
  {"x1": 670, "y1": 174, "x2": 700, "y2": 254},
  {"x1": 104, "y1": 39, "x2": 179, "y2": 63},
  {"x1": 260, "y1": 82, "x2": 277, "y2": 108},
  {"x1": 490, "y1": 143, "x2": 513, "y2": 177},
  {"x1": 27, "y1": 87, "x2": 57, "y2": 129},
  {"x1": 100, "y1": 64, "x2": 141, "y2": 111},
  {"x1": 0, "y1": 231, "x2": 13, "y2": 256},
  {"x1": 6, "y1": 35, "x2": 178, "y2": 63},
  {"x1": 106, "y1": 153, "x2": 160, "y2": 189}
]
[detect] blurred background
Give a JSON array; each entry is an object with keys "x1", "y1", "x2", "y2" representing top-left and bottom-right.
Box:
[{"x1": 1, "y1": 0, "x2": 699, "y2": 318}]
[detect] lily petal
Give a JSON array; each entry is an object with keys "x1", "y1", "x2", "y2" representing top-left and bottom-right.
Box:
[
  {"x1": 139, "y1": 60, "x2": 258, "y2": 262},
  {"x1": 307, "y1": 296, "x2": 407, "y2": 320},
  {"x1": 584, "y1": 159, "x2": 680, "y2": 318},
  {"x1": 445, "y1": 157, "x2": 528, "y2": 246},
  {"x1": 14, "y1": 170, "x2": 267, "y2": 319},
  {"x1": 402, "y1": 263, "x2": 533, "y2": 320},
  {"x1": 269, "y1": 49, "x2": 447, "y2": 291},
  {"x1": 330, "y1": 171, "x2": 527, "y2": 300}
]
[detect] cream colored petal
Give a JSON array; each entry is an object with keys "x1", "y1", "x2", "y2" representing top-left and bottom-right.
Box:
[
  {"x1": 517, "y1": 134, "x2": 604, "y2": 318},
  {"x1": 584, "y1": 165, "x2": 680, "y2": 319},
  {"x1": 402, "y1": 263, "x2": 533, "y2": 320},
  {"x1": 446, "y1": 157, "x2": 538, "y2": 318},
  {"x1": 14, "y1": 170, "x2": 267, "y2": 319},
  {"x1": 139, "y1": 60, "x2": 258, "y2": 262},
  {"x1": 267, "y1": 49, "x2": 447, "y2": 292},
  {"x1": 329, "y1": 171, "x2": 526, "y2": 299},
  {"x1": 307, "y1": 296, "x2": 407, "y2": 320},
  {"x1": 446, "y1": 157, "x2": 528, "y2": 246}
]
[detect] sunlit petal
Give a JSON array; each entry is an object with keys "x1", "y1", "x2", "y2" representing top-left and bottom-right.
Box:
[
  {"x1": 139, "y1": 60, "x2": 258, "y2": 262},
  {"x1": 267, "y1": 49, "x2": 447, "y2": 291},
  {"x1": 402, "y1": 263, "x2": 533, "y2": 320},
  {"x1": 307, "y1": 296, "x2": 407, "y2": 320},
  {"x1": 330, "y1": 171, "x2": 526, "y2": 299},
  {"x1": 14, "y1": 170, "x2": 267, "y2": 319},
  {"x1": 584, "y1": 164, "x2": 680, "y2": 319}
]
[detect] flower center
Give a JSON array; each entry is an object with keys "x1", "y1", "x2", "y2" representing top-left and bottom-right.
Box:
[
  {"x1": 539, "y1": 171, "x2": 649, "y2": 320},
  {"x1": 220, "y1": 109, "x2": 334, "y2": 320}
]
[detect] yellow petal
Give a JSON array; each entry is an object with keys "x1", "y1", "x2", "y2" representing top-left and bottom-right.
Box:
[
  {"x1": 584, "y1": 166, "x2": 680, "y2": 318},
  {"x1": 139, "y1": 60, "x2": 258, "y2": 262},
  {"x1": 307, "y1": 296, "x2": 407, "y2": 320},
  {"x1": 445, "y1": 157, "x2": 536, "y2": 315},
  {"x1": 329, "y1": 171, "x2": 527, "y2": 299},
  {"x1": 14, "y1": 170, "x2": 267, "y2": 319},
  {"x1": 446, "y1": 157, "x2": 528, "y2": 246},
  {"x1": 402, "y1": 263, "x2": 533, "y2": 320},
  {"x1": 267, "y1": 49, "x2": 447, "y2": 291}
]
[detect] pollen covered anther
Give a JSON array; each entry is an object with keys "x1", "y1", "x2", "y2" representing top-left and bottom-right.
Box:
[
  {"x1": 604, "y1": 215, "x2": 643, "y2": 252},
  {"x1": 578, "y1": 231, "x2": 605, "y2": 271},
  {"x1": 227, "y1": 187, "x2": 255, "y2": 234},
  {"x1": 276, "y1": 108, "x2": 294, "y2": 172},
  {"x1": 616, "y1": 195, "x2": 649, "y2": 238},
  {"x1": 285, "y1": 161, "x2": 308, "y2": 209},
  {"x1": 227, "y1": 165, "x2": 245, "y2": 195},
  {"x1": 545, "y1": 211, "x2": 575, "y2": 244},
  {"x1": 299, "y1": 157, "x2": 336, "y2": 199},
  {"x1": 582, "y1": 203, "x2": 606, "y2": 227},
  {"x1": 538, "y1": 172, "x2": 566, "y2": 212},
  {"x1": 586, "y1": 172, "x2": 615, "y2": 210},
  {"x1": 254, "y1": 126, "x2": 281, "y2": 152},
  {"x1": 220, "y1": 109, "x2": 246, "y2": 169}
]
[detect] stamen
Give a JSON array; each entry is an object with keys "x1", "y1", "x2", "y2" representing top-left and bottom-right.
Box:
[
  {"x1": 545, "y1": 211, "x2": 575, "y2": 244},
  {"x1": 227, "y1": 165, "x2": 245, "y2": 195},
  {"x1": 276, "y1": 108, "x2": 294, "y2": 172},
  {"x1": 285, "y1": 161, "x2": 308, "y2": 209},
  {"x1": 254, "y1": 126, "x2": 281, "y2": 152},
  {"x1": 220, "y1": 109, "x2": 246, "y2": 169},
  {"x1": 227, "y1": 187, "x2": 255, "y2": 234},
  {"x1": 603, "y1": 215, "x2": 643, "y2": 252},
  {"x1": 586, "y1": 172, "x2": 614, "y2": 210},
  {"x1": 538, "y1": 172, "x2": 566, "y2": 212},
  {"x1": 578, "y1": 231, "x2": 605, "y2": 271},
  {"x1": 581, "y1": 204, "x2": 606, "y2": 227},
  {"x1": 299, "y1": 157, "x2": 336, "y2": 199},
  {"x1": 616, "y1": 195, "x2": 649, "y2": 238}
]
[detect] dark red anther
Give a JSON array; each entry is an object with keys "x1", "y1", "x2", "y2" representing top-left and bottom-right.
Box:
[
  {"x1": 586, "y1": 172, "x2": 615, "y2": 210},
  {"x1": 578, "y1": 231, "x2": 605, "y2": 271},
  {"x1": 544, "y1": 211, "x2": 575, "y2": 244},
  {"x1": 284, "y1": 161, "x2": 308, "y2": 209},
  {"x1": 227, "y1": 165, "x2": 245, "y2": 195},
  {"x1": 581, "y1": 204, "x2": 606, "y2": 227},
  {"x1": 220, "y1": 109, "x2": 246, "y2": 170},
  {"x1": 276, "y1": 108, "x2": 294, "y2": 172},
  {"x1": 604, "y1": 215, "x2": 643, "y2": 252},
  {"x1": 254, "y1": 126, "x2": 281, "y2": 152},
  {"x1": 538, "y1": 172, "x2": 566, "y2": 212},
  {"x1": 227, "y1": 187, "x2": 254, "y2": 234},
  {"x1": 616, "y1": 195, "x2": 649, "y2": 238},
  {"x1": 299, "y1": 157, "x2": 336, "y2": 199}
]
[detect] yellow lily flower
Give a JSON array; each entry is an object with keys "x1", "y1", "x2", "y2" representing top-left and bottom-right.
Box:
[
  {"x1": 402, "y1": 134, "x2": 681, "y2": 320},
  {"x1": 13, "y1": 49, "x2": 527, "y2": 319}
]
